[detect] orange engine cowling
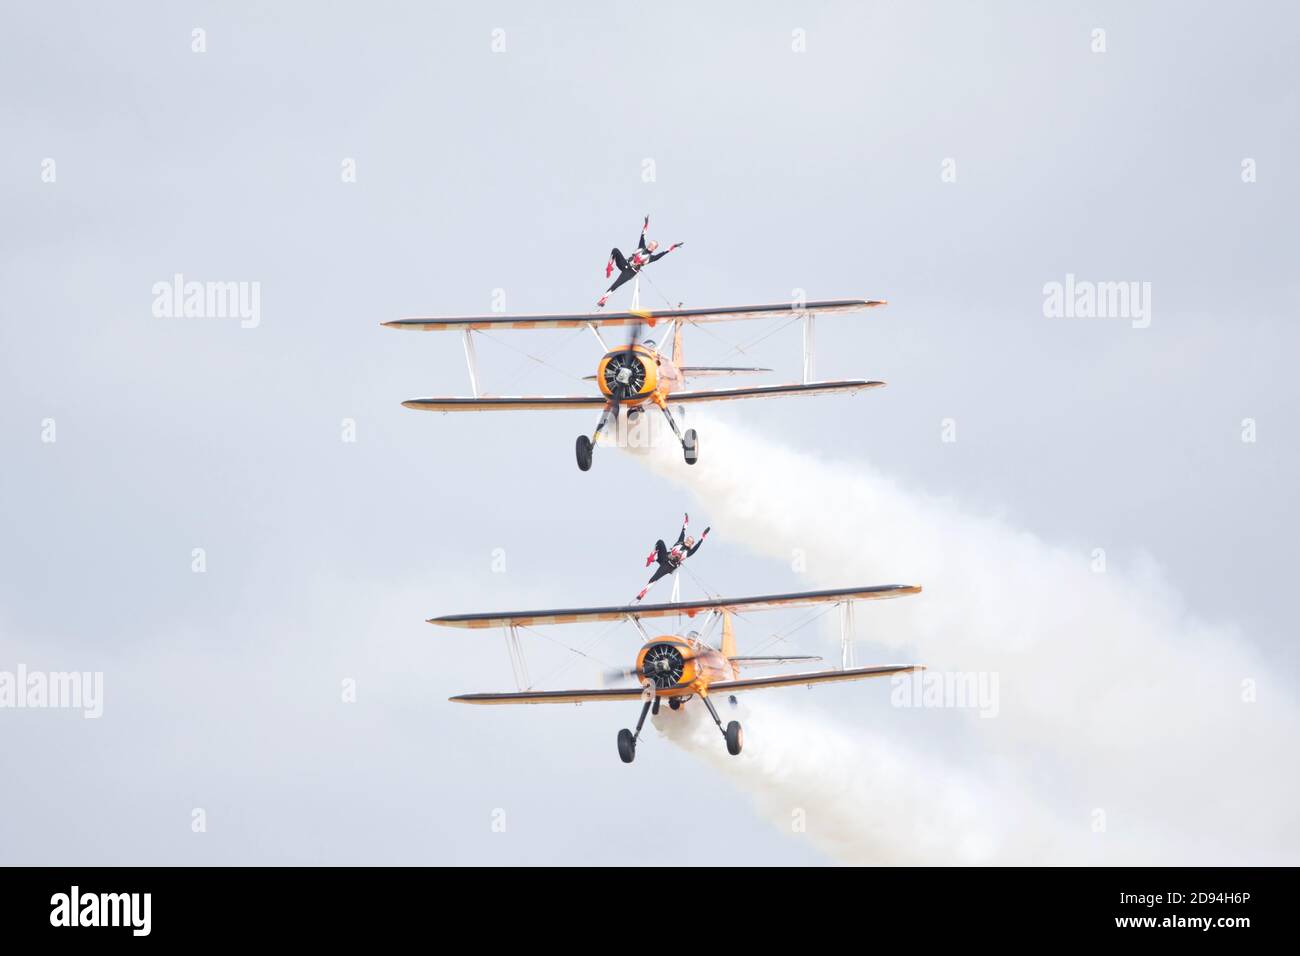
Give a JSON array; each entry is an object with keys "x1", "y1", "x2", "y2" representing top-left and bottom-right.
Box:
[
  {"x1": 635, "y1": 638, "x2": 733, "y2": 693},
  {"x1": 635, "y1": 639, "x2": 698, "y2": 691},
  {"x1": 596, "y1": 347, "x2": 658, "y2": 401}
]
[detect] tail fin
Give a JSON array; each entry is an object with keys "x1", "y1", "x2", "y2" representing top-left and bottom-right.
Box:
[{"x1": 720, "y1": 609, "x2": 736, "y2": 658}]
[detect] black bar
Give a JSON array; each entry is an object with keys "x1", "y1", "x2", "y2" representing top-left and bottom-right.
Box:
[{"x1": 0, "y1": 867, "x2": 1287, "y2": 943}]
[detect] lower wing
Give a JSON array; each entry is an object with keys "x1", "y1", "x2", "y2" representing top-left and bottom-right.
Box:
[
  {"x1": 710, "y1": 664, "x2": 922, "y2": 693},
  {"x1": 401, "y1": 381, "x2": 881, "y2": 412},
  {"x1": 450, "y1": 665, "x2": 922, "y2": 704},
  {"x1": 451, "y1": 687, "x2": 646, "y2": 705},
  {"x1": 402, "y1": 395, "x2": 607, "y2": 412},
  {"x1": 668, "y1": 381, "x2": 883, "y2": 403}
]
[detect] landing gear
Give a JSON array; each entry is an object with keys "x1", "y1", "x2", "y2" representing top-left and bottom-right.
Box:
[
  {"x1": 617, "y1": 729, "x2": 636, "y2": 763},
  {"x1": 577, "y1": 403, "x2": 614, "y2": 472},
  {"x1": 655, "y1": 695, "x2": 742, "y2": 756},
  {"x1": 617, "y1": 696, "x2": 655, "y2": 764},
  {"x1": 701, "y1": 695, "x2": 743, "y2": 758},
  {"x1": 657, "y1": 403, "x2": 700, "y2": 465},
  {"x1": 725, "y1": 720, "x2": 744, "y2": 756}
]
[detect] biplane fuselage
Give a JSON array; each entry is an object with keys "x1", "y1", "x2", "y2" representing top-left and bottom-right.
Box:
[
  {"x1": 633, "y1": 635, "x2": 735, "y2": 700},
  {"x1": 595, "y1": 341, "x2": 684, "y2": 410},
  {"x1": 431, "y1": 585, "x2": 925, "y2": 762},
  {"x1": 383, "y1": 297, "x2": 888, "y2": 470}
]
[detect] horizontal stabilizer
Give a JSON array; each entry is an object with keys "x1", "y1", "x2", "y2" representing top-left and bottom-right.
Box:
[
  {"x1": 581, "y1": 366, "x2": 772, "y2": 382},
  {"x1": 712, "y1": 664, "x2": 923, "y2": 693},
  {"x1": 679, "y1": 366, "x2": 772, "y2": 377},
  {"x1": 728, "y1": 655, "x2": 823, "y2": 667}
]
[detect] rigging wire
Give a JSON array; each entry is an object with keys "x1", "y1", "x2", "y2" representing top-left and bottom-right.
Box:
[
  {"x1": 680, "y1": 562, "x2": 723, "y2": 602},
  {"x1": 475, "y1": 326, "x2": 589, "y2": 388},
  {"x1": 675, "y1": 562, "x2": 832, "y2": 660},
  {"x1": 747, "y1": 602, "x2": 839, "y2": 657},
  {"x1": 519, "y1": 616, "x2": 627, "y2": 690},
  {"x1": 638, "y1": 271, "x2": 679, "y2": 310},
  {"x1": 640, "y1": 271, "x2": 805, "y2": 364},
  {"x1": 510, "y1": 587, "x2": 842, "y2": 692}
]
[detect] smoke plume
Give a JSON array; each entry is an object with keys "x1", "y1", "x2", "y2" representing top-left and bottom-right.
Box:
[{"x1": 632, "y1": 417, "x2": 1297, "y2": 864}]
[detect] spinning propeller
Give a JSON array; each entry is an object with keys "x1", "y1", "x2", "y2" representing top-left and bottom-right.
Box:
[
  {"x1": 602, "y1": 322, "x2": 648, "y2": 402},
  {"x1": 603, "y1": 642, "x2": 697, "y2": 689}
]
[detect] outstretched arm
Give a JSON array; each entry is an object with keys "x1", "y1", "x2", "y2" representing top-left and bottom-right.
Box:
[
  {"x1": 672, "y1": 512, "x2": 688, "y2": 548},
  {"x1": 686, "y1": 526, "x2": 710, "y2": 557},
  {"x1": 648, "y1": 242, "x2": 683, "y2": 263}
]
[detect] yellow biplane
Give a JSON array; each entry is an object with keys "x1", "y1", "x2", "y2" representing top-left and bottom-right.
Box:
[
  {"x1": 383, "y1": 292, "x2": 887, "y2": 470},
  {"x1": 431, "y1": 584, "x2": 923, "y2": 763}
]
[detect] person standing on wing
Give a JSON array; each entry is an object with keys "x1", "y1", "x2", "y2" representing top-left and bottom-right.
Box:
[
  {"x1": 598, "y1": 215, "x2": 683, "y2": 308},
  {"x1": 634, "y1": 512, "x2": 710, "y2": 603}
]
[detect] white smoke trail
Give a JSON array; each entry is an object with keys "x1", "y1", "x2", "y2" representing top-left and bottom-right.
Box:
[
  {"x1": 651, "y1": 698, "x2": 1089, "y2": 865},
  {"x1": 629, "y1": 417, "x2": 1300, "y2": 864}
]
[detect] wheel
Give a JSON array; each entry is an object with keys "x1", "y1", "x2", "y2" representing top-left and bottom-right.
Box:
[
  {"x1": 575, "y1": 435, "x2": 593, "y2": 471},
  {"x1": 683, "y1": 428, "x2": 699, "y2": 465},
  {"x1": 617, "y1": 728, "x2": 636, "y2": 763},
  {"x1": 725, "y1": 720, "x2": 743, "y2": 756},
  {"x1": 668, "y1": 698, "x2": 682, "y2": 711}
]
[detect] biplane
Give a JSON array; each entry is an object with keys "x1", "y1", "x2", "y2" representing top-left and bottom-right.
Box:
[
  {"x1": 383, "y1": 288, "x2": 887, "y2": 470},
  {"x1": 431, "y1": 584, "x2": 923, "y2": 763}
]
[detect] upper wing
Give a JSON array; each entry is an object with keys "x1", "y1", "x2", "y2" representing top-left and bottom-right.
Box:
[
  {"x1": 711, "y1": 664, "x2": 922, "y2": 693},
  {"x1": 430, "y1": 584, "x2": 922, "y2": 630},
  {"x1": 450, "y1": 687, "x2": 647, "y2": 705},
  {"x1": 669, "y1": 381, "x2": 882, "y2": 403},
  {"x1": 382, "y1": 299, "x2": 885, "y2": 332},
  {"x1": 401, "y1": 395, "x2": 606, "y2": 412}
]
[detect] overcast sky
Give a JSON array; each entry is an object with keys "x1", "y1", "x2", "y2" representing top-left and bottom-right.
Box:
[{"x1": 2, "y1": 1, "x2": 1296, "y2": 864}]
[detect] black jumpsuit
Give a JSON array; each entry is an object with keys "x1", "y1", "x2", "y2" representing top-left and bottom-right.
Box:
[
  {"x1": 645, "y1": 523, "x2": 705, "y2": 586},
  {"x1": 605, "y1": 225, "x2": 673, "y2": 296}
]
